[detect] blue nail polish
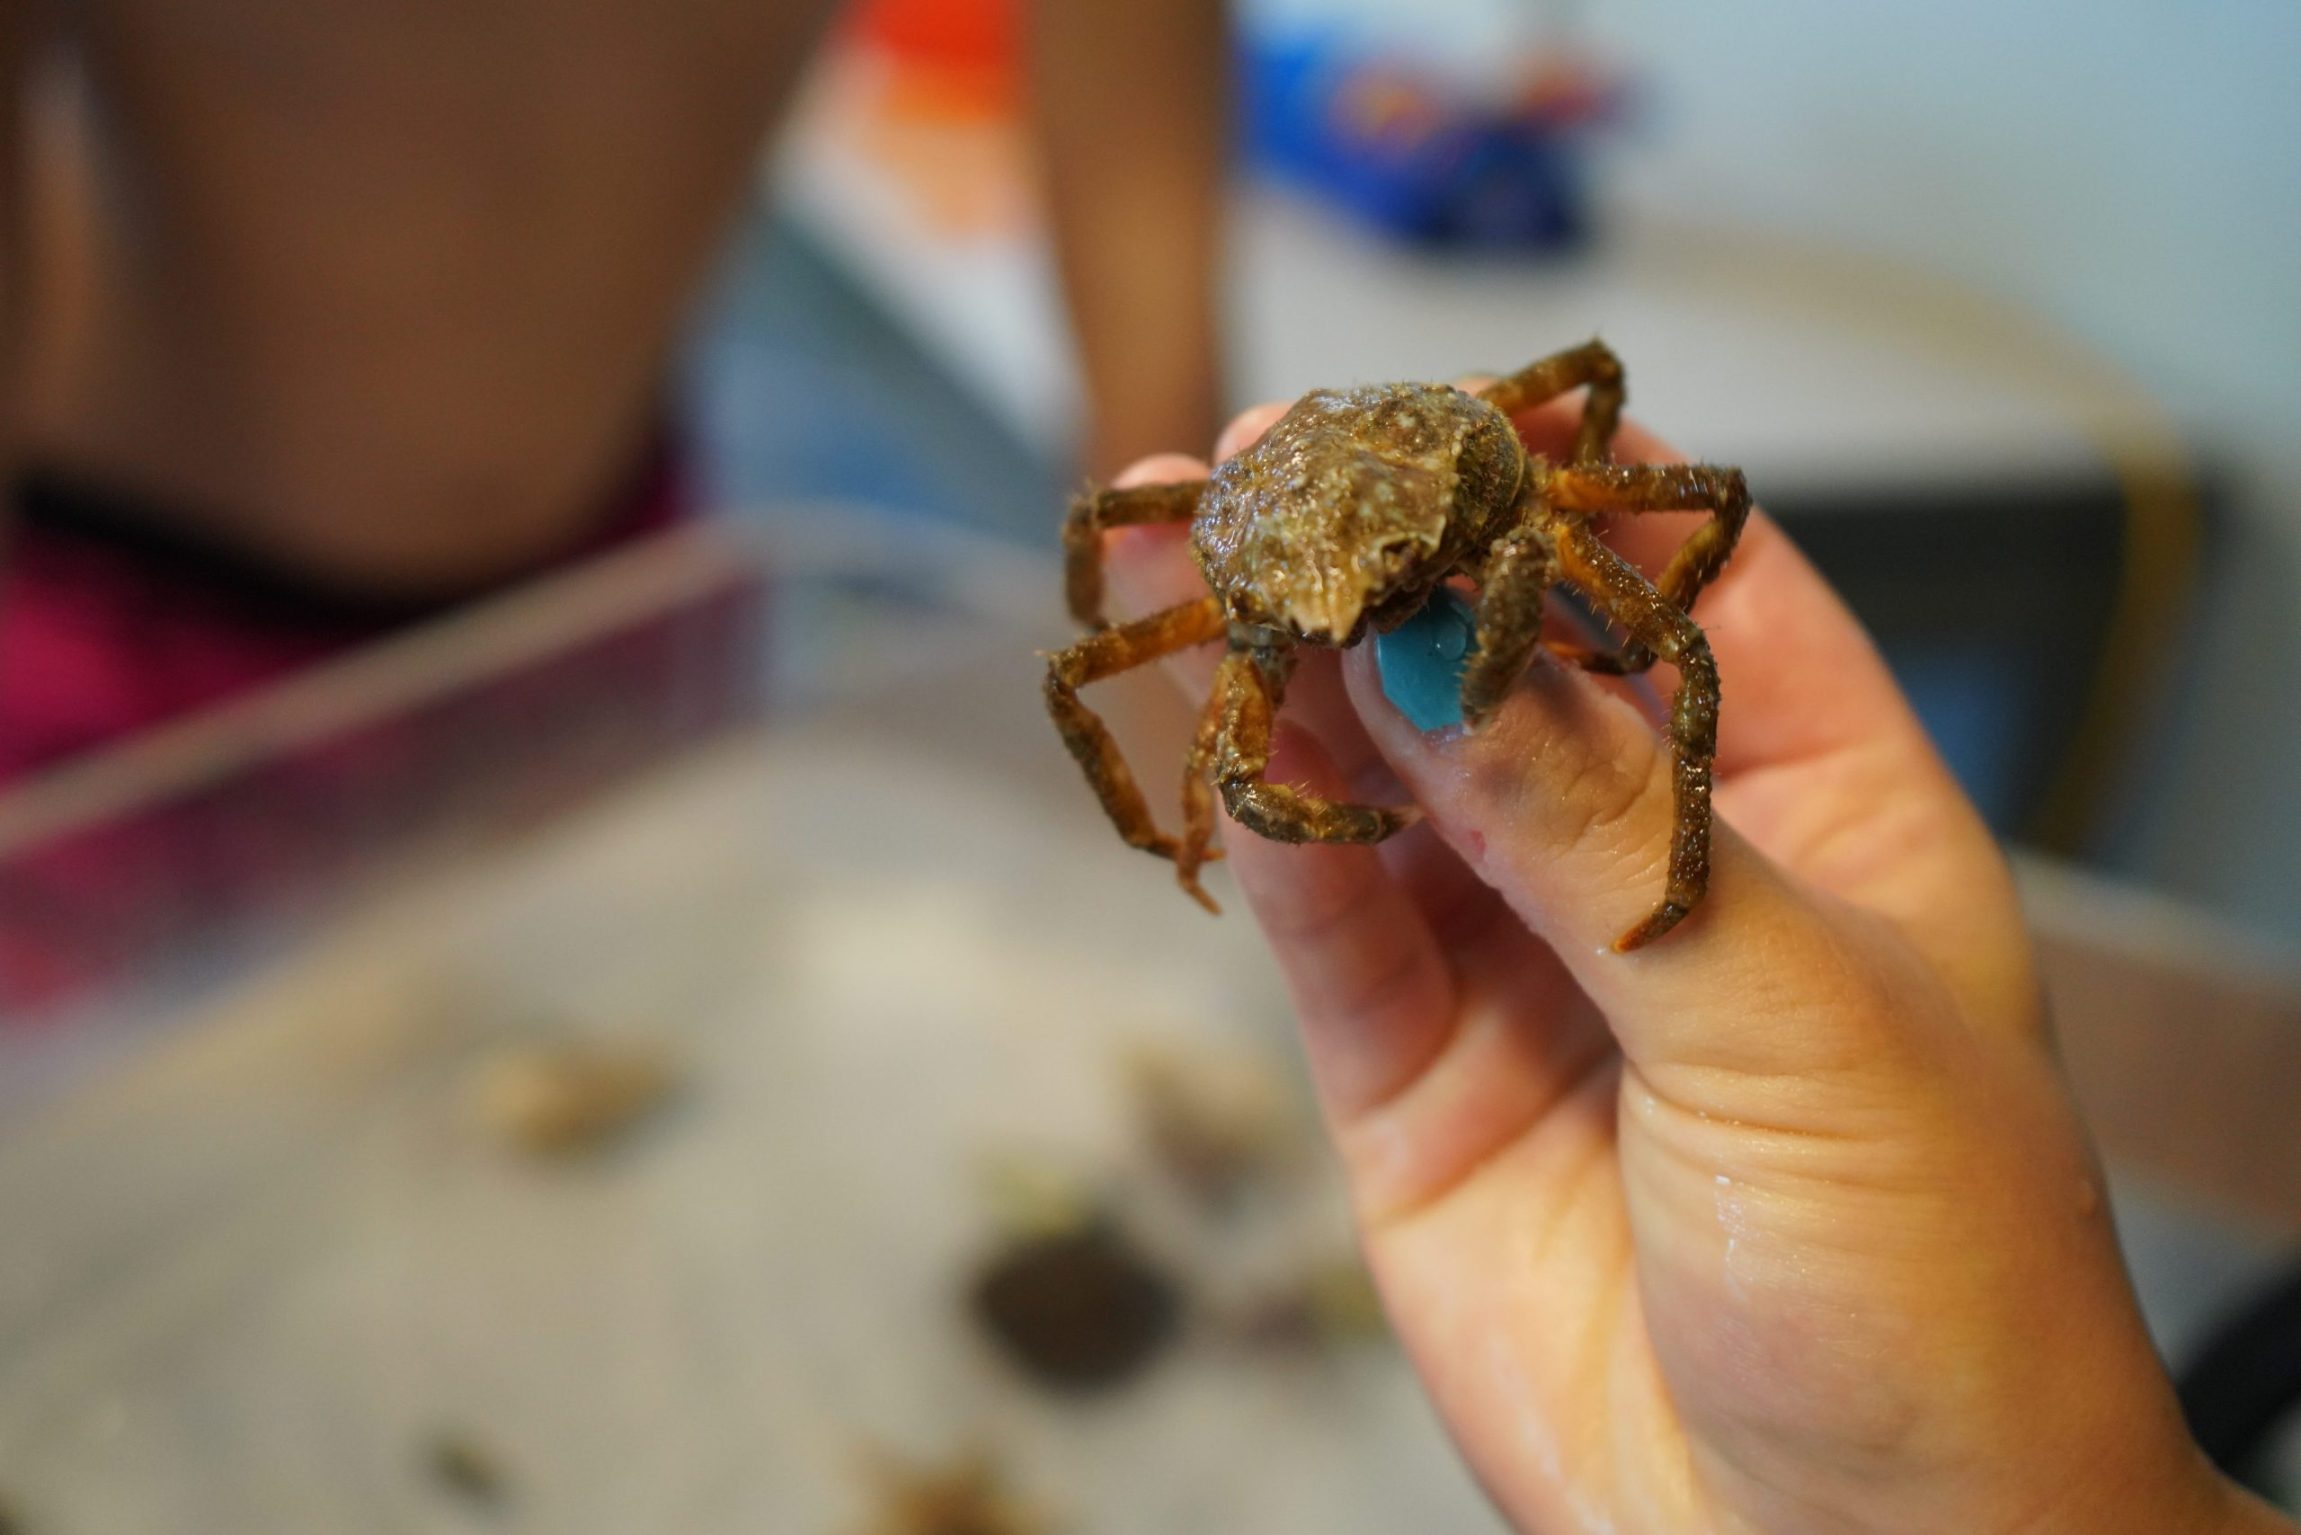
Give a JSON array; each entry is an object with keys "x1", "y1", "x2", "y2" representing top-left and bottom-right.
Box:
[{"x1": 1376, "y1": 587, "x2": 1478, "y2": 731}]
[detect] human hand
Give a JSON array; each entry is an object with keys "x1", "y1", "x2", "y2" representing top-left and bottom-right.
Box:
[{"x1": 1093, "y1": 399, "x2": 2289, "y2": 1535}]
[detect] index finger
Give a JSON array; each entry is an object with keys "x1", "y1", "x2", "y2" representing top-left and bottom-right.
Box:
[
  {"x1": 1588, "y1": 420, "x2": 2028, "y2": 1017},
  {"x1": 1587, "y1": 419, "x2": 1922, "y2": 782},
  {"x1": 1467, "y1": 397, "x2": 2028, "y2": 1015}
]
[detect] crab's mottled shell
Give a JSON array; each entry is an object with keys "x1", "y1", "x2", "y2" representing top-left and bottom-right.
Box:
[{"x1": 1190, "y1": 382, "x2": 1524, "y2": 644}]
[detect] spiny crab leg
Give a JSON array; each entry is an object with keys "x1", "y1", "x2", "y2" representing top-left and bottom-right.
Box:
[
  {"x1": 1546, "y1": 462, "x2": 1750, "y2": 674},
  {"x1": 1477, "y1": 338, "x2": 1626, "y2": 464},
  {"x1": 1210, "y1": 640, "x2": 1420, "y2": 848},
  {"x1": 1043, "y1": 596, "x2": 1228, "y2": 910},
  {"x1": 1552, "y1": 521, "x2": 1721, "y2": 951},
  {"x1": 1459, "y1": 500, "x2": 1564, "y2": 730},
  {"x1": 1062, "y1": 479, "x2": 1206, "y2": 628}
]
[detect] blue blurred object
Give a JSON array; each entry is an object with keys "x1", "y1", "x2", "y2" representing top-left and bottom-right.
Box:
[
  {"x1": 1241, "y1": 31, "x2": 1626, "y2": 250},
  {"x1": 1374, "y1": 586, "x2": 1477, "y2": 731}
]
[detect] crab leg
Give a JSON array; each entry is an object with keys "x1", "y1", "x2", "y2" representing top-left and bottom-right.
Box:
[
  {"x1": 1062, "y1": 479, "x2": 1207, "y2": 628},
  {"x1": 1175, "y1": 671, "x2": 1231, "y2": 908},
  {"x1": 1543, "y1": 462, "x2": 1751, "y2": 675},
  {"x1": 1044, "y1": 597, "x2": 1228, "y2": 908},
  {"x1": 1213, "y1": 642, "x2": 1420, "y2": 847},
  {"x1": 1459, "y1": 506, "x2": 1564, "y2": 730},
  {"x1": 1554, "y1": 522, "x2": 1721, "y2": 951},
  {"x1": 1477, "y1": 339, "x2": 1626, "y2": 464}
]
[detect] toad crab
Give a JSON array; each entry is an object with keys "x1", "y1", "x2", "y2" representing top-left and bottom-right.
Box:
[{"x1": 1043, "y1": 341, "x2": 1749, "y2": 950}]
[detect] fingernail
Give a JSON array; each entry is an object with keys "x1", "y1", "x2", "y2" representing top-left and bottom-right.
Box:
[
  {"x1": 1112, "y1": 452, "x2": 1208, "y2": 489},
  {"x1": 1375, "y1": 587, "x2": 1478, "y2": 732}
]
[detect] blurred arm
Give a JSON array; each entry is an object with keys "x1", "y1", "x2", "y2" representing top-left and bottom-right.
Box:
[
  {"x1": 1023, "y1": 0, "x2": 1228, "y2": 479},
  {"x1": 0, "y1": 2, "x2": 25, "y2": 533}
]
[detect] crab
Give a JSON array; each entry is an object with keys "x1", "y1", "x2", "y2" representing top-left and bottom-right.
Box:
[
  {"x1": 849, "y1": 1448, "x2": 1052, "y2": 1535},
  {"x1": 1043, "y1": 340, "x2": 1749, "y2": 951}
]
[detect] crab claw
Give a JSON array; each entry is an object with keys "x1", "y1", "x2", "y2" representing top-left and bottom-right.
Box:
[
  {"x1": 1177, "y1": 872, "x2": 1223, "y2": 916},
  {"x1": 1175, "y1": 846, "x2": 1226, "y2": 914}
]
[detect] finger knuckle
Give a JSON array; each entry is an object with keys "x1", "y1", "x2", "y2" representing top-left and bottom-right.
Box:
[{"x1": 1523, "y1": 721, "x2": 1669, "y2": 864}]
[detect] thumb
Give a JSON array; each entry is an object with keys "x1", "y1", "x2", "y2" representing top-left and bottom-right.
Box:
[{"x1": 1337, "y1": 641, "x2": 1927, "y2": 1086}]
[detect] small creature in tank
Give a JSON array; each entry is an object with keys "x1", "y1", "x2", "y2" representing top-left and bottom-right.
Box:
[
  {"x1": 968, "y1": 1216, "x2": 1182, "y2": 1395},
  {"x1": 848, "y1": 1448, "x2": 1053, "y2": 1535},
  {"x1": 466, "y1": 1037, "x2": 678, "y2": 1158},
  {"x1": 423, "y1": 1428, "x2": 511, "y2": 1508}
]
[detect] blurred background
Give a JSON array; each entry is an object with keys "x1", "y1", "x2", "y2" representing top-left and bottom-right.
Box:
[{"x1": 1, "y1": 0, "x2": 2298, "y2": 1527}]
